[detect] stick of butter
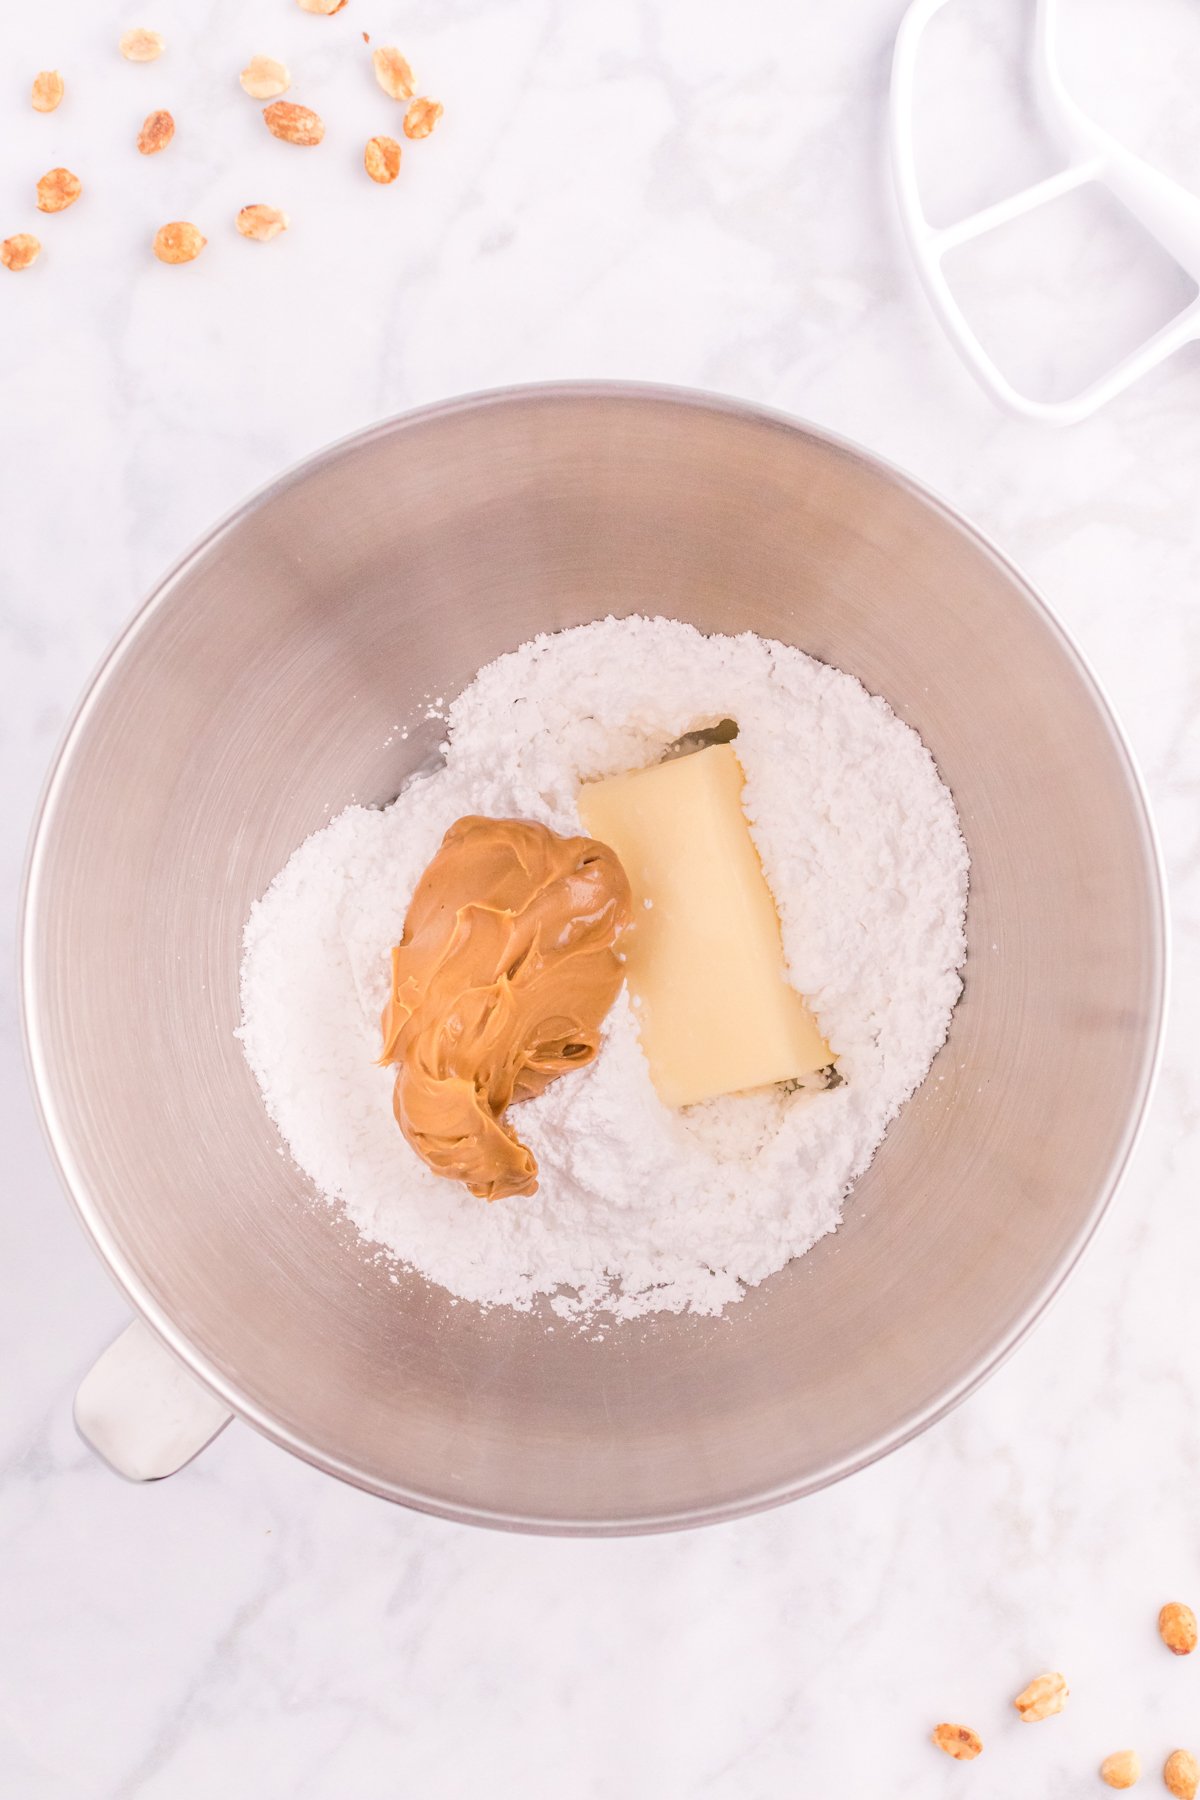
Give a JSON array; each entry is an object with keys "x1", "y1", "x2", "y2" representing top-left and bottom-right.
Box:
[{"x1": 578, "y1": 742, "x2": 833, "y2": 1107}]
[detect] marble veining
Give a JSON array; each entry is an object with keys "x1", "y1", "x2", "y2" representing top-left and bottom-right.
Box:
[{"x1": 4, "y1": 0, "x2": 1200, "y2": 1793}]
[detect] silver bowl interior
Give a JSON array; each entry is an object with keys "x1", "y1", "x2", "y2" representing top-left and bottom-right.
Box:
[{"x1": 23, "y1": 388, "x2": 1165, "y2": 1532}]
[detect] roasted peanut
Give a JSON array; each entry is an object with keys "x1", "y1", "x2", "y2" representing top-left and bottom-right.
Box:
[
  {"x1": 364, "y1": 135, "x2": 402, "y2": 183},
  {"x1": 1099, "y1": 1750, "x2": 1140, "y2": 1790},
  {"x1": 1, "y1": 234, "x2": 42, "y2": 271},
  {"x1": 1013, "y1": 1672, "x2": 1069, "y2": 1722},
  {"x1": 403, "y1": 97, "x2": 442, "y2": 139},
  {"x1": 931, "y1": 1723, "x2": 982, "y2": 1761},
  {"x1": 263, "y1": 101, "x2": 325, "y2": 145},
  {"x1": 120, "y1": 28, "x2": 165, "y2": 62},
  {"x1": 372, "y1": 46, "x2": 415, "y2": 99},
  {"x1": 153, "y1": 221, "x2": 206, "y2": 264},
  {"x1": 137, "y1": 109, "x2": 175, "y2": 154},
  {"x1": 1165, "y1": 1751, "x2": 1200, "y2": 1800},
  {"x1": 36, "y1": 168, "x2": 82, "y2": 213},
  {"x1": 32, "y1": 71, "x2": 65, "y2": 113},
  {"x1": 240, "y1": 56, "x2": 291, "y2": 99},
  {"x1": 236, "y1": 204, "x2": 289, "y2": 241},
  {"x1": 1159, "y1": 1603, "x2": 1197, "y2": 1656}
]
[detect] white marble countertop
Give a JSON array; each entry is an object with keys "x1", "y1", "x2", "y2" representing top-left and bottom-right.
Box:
[{"x1": 5, "y1": 0, "x2": 1200, "y2": 1794}]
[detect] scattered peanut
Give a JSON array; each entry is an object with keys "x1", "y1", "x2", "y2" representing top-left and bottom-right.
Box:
[
  {"x1": 372, "y1": 46, "x2": 415, "y2": 100},
  {"x1": 1014, "y1": 1672, "x2": 1069, "y2": 1722},
  {"x1": 932, "y1": 1723, "x2": 983, "y2": 1762},
  {"x1": 1159, "y1": 1603, "x2": 1197, "y2": 1656},
  {"x1": 153, "y1": 221, "x2": 206, "y2": 264},
  {"x1": 119, "y1": 28, "x2": 165, "y2": 63},
  {"x1": 1, "y1": 233, "x2": 42, "y2": 272},
  {"x1": 364, "y1": 135, "x2": 402, "y2": 184},
  {"x1": 403, "y1": 97, "x2": 442, "y2": 140},
  {"x1": 239, "y1": 55, "x2": 291, "y2": 100},
  {"x1": 31, "y1": 70, "x2": 65, "y2": 113},
  {"x1": 1099, "y1": 1750, "x2": 1141, "y2": 1789},
  {"x1": 263, "y1": 101, "x2": 325, "y2": 146},
  {"x1": 36, "y1": 167, "x2": 82, "y2": 213},
  {"x1": 1166, "y1": 1751, "x2": 1200, "y2": 1800},
  {"x1": 137, "y1": 109, "x2": 175, "y2": 154},
  {"x1": 30, "y1": 6, "x2": 441, "y2": 278},
  {"x1": 236, "y1": 204, "x2": 289, "y2": 241}
]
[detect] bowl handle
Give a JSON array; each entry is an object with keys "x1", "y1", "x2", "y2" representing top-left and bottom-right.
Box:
[{"x1": 74, "y1": 1319, "x2": 233, "y2": 1481}]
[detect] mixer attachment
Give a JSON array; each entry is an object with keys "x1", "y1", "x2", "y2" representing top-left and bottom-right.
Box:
[{"x1": 890, "y1": 0, "x2": 1200, "y2": 423}]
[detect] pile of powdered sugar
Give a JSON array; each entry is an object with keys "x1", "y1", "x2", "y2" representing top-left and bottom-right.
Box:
[{"x1": 238, "y1": 615, "x2": 968, "y2": 1322}]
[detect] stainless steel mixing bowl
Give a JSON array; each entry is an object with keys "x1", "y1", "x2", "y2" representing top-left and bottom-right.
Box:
[{"x1": 22, "y1": 385, "x2": 1166, "y2": 1533}]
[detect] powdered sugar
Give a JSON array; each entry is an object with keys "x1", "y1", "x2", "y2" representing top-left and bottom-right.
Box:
[{"x1": 238, "y1": 616, "x2": 968, "y2": 1321}]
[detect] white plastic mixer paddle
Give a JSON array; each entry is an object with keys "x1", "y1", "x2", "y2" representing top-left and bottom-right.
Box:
[{"x1": 890, "y1": 0, "x2": 1200, "y2": 424}]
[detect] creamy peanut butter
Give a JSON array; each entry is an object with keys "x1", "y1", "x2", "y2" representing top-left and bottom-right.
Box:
[{"x1": 380, "y1": 816, "x2": 631, "y2": 1200}]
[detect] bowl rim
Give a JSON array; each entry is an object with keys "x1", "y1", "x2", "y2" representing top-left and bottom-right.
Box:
[{"x1": 19, "y1": 380, "x2": 1170, "y2": 1534}]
